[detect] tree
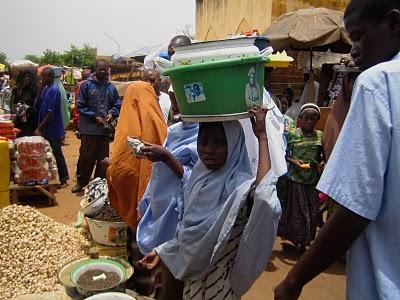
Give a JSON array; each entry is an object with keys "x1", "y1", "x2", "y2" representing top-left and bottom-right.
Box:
[
  {"x1": 22, "y1": 45, "x2": 96, "y2": 68},
  {"x1": 62, "y1": 44, "x2": 96, "y2": 68},
  {"x1": 0, "y1": 52, "x2": 8, "y2": 65},
  {"x1": 24, "y1": 54, "x2": 42, "y2": 64},
  {"x1": 41, "y1": 49, "x2": 63, "y2": 65},
  {"x1": 180, "y1": 25, "x2": 195, "y2": 40}
]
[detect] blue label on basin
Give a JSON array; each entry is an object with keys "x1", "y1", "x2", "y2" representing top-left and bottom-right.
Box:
[{"x1": 184, "y1": 82, "x2": 206, "y2": 103}]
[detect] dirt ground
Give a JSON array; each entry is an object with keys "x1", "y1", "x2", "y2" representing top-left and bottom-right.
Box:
[{"x1": 34, "y1": 130, "x2": 346, "y2": 300}]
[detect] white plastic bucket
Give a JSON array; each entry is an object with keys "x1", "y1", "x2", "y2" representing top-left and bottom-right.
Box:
[
  {"x1": 85, "y1": 292, "x2": 136, "y2": 300},
  {"x1": 86, "y1": 217, "x2": 127, "y2": 247},
  {"x1": 171, "y1": 37, "x2": 264, "y2": 66}
]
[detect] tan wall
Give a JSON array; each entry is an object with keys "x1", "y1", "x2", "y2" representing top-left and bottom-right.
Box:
[
  {"x1": 196, "y1": 0, "x2": 350, "y2": 41},
  {"x1": 272, "y1": 0, "x2": 349, "y2": 20},
  {"x1": 195, "y1": 0, "x2": 273, "y2": 41}
]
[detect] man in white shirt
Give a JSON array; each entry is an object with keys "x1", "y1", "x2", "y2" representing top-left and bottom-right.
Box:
[{"x1": 274, "y1": 0, "x2": 400, "y2": 299}]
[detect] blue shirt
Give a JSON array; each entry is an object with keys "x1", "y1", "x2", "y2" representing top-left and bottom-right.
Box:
[
  {"x1": 38, "y1": 83, "x2": 65, "y2": 140},
  {"x1": 317, "y1": 52, "x2": 400, "y2": 300}
]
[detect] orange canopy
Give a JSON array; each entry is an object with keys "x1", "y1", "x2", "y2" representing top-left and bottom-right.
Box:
[
  {"x1": 106, "y1": 81, "x2": 167, "y2": 228},
  {"x1": 37, "y1": 65, "x2": 56, "y2": 75}
]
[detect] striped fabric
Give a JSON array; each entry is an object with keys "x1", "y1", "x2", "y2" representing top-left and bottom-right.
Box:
[{"x1": 182, "y1": 205, "x2": 248, "y2": 300}]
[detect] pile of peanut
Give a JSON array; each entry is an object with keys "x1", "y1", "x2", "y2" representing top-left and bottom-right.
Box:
[{"x1": 0, "y1": 205, "x2": 90, "y2": 299}]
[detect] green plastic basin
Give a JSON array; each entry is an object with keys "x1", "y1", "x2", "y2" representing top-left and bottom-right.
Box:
[{"x1": 164, "y1": 56, "x2": 268, "y2": 122}]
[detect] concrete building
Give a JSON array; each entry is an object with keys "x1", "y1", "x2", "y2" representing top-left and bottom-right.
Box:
[{"x1": 196, "y1": 0, "x2": 350, "y2": 41}]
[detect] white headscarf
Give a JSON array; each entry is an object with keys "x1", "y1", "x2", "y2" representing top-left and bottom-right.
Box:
[{"x1": 241, "y1": 88, "x2": 287, "y2": 177}]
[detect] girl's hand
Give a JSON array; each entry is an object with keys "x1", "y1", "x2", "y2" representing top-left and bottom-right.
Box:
[
  {"x1": 248, "y1": 106, "x2": 268, "y2": 140},
  {"x1": 138, "y1": 251, "x2": 160, "y2": 270},
  {"x1": 141, "y1": 143, "x2": 169, "y2": 162},
  {"x1": 289, "y1": 159, "x2": 305, "y2": 168}
]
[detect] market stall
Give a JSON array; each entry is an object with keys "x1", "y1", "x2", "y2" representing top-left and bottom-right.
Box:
[{"x1": 263, "y1": 7, "x2": 353, "y2": 130}]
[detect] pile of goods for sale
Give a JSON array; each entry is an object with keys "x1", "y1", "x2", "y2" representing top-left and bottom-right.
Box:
[
  {"x1": 10, "y1": 136, "x2": 57, "y2": 185},
  {"x1": 0, "y1": 121, "x2": 17, "y2": 140},
  {"x1": 0, "y1": 205, "x2": 91, "y2": 299},
  {"x1": 93, "y1": 202, "x2": 123, "y2": 222},
  {"x1": 76, "y1": 269, "x2": 121, "y2": 290}
]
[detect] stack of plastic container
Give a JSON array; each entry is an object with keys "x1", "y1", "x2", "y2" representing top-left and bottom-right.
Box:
[{"x1": 164, "y1": 37, "x2": 272, "y2": 122}]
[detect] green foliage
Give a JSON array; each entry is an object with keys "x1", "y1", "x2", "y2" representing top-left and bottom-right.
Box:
[
  {"x1": 0, "y1": 52, "x2": 8, "y2": 65},
  {"x1": 24, "y1": 54, "x2": 42, "y2": 64},
  {"x1": 23, "y1": 45, "x2": 96, "y2": 68},
  {"x1": 41, "y1": 49, "x2": 63, "y2": 65},
  {"x1": 62, "y1": 44, "x2": 96, "y2": 68}
]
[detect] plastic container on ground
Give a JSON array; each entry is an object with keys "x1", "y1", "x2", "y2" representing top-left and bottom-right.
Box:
[
  {"x1": 164, "y1": 55, "x2": 268, "y2": 122},
  {"x1": 58, "y1": 256, "x2": 134, "y2": 299},
  {"x1": 70, "y1": 258, "x2": 126, "y2": 297},
  {"x1": 85, "y1": 292, "x2": 137, "y2": 300},
  {"x1": 171, "y1": 37, "x2": 269, "y2": 66},
  {"x1": 86, "y1": 217, "x2": 127, "y2": 247}
]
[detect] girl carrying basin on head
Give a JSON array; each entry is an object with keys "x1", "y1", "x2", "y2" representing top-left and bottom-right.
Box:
[{"x1": 138, "y1": 106, "x2": 282, "y2": 300}]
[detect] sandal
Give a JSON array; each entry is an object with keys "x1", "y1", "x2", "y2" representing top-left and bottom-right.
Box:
[{"x1": 59, "y1": 182, "x2": 69, "y2": 189}]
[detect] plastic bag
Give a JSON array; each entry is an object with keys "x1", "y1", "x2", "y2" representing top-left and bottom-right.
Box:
[{"x1": 13, "y1": 136, "x2": 56, "y2": 184}]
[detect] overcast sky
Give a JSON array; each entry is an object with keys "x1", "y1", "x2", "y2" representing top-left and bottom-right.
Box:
[{"x1": 1, "y1": 0, "x2": 195, "y2": 61}]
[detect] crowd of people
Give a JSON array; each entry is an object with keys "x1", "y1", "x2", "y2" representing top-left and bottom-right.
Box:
[{"x1": 0, "y1": 0, "x2": 399, "y2": 299}]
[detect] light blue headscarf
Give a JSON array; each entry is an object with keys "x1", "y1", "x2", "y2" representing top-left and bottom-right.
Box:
[
  {"x1": 155, "y1": 120, "x2": 254, "y2": 279},
  {"x1": 180, "y1": 121, "x2": 252, "y2": 228},
  {"x1": 156, "y1": 120, "x2": 281, "y2": 296},
  {"x1": 137, "y1": 121, "x2": 199, "y2": 255}
]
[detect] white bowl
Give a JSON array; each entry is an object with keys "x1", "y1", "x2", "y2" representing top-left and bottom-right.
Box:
[{"x1": 85, "y1": 292, "x2": 136, "y2": 300}]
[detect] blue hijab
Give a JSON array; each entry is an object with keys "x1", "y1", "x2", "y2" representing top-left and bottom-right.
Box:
[{"x1": 137, "y1": 121, "x2": 199, "y2": 254}]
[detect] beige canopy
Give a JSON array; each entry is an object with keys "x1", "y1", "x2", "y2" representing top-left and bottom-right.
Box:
[
  {"x1": 111, "y1": 81, "x2": 133, "y2": 97},
  {"x1": 263, "y1": 7, "x2": 351, "y2": 52}
]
